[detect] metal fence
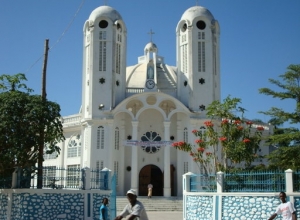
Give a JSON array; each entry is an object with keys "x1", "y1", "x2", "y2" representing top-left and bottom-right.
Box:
[
  {"x1": 294, "y1": 170, "x2": 300, "y2": 192},
  {"x1": 16, "y1": 166, "x2": 83, "y2": 189},
  {"x1": 0, "y1": 168, "x2": 13, "y2": 189},
  {"x1": 190, "y1": 174, "x2": 217, "y2": 192},
  {"x1": 224, "y1": 170, "x2": 285, "y2": 192},
  {"x1": 90, "y1": 168, "x2": 110, "y2": 190},
  {"x1": 0, "y1": 166, "x2": 111, "y2": 190},
  {"x1": 189, "y1": 170, "x2": 287, "y2": 192}
]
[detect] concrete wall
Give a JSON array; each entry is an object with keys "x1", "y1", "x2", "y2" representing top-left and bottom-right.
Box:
[{"x1": 0, "y1": 189, "x2": 114, "y2": 220}]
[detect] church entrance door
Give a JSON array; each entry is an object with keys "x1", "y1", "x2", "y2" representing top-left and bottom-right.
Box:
[{"x1": 139, "y1": 165, "x2": 163, "y2": 196}]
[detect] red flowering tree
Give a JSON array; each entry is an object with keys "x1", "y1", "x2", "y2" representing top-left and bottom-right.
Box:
[{"x1": 172, "y1": 96, "x2": 266, "y2": 173}]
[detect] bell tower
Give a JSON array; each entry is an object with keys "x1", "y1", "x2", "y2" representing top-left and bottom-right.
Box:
[
  {"x1": 82, "y1": 5, "x2": 127, "y2": 119},
  {"x1": 176, "y1": 5, "x2": 220, "y2": 112},
  {"x1": 81, "y1": 5, "x2": 127, "y2": 169}
]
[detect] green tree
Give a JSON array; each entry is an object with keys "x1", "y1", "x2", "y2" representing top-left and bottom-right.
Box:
[
  {"x1": 0, "y1": 73, "x2": 65, "y2": 187},
  {"x1": 259, "y1": 64, "x2": 300, "y2": 169},
  {"x1": 172, "y1": 96, "x2": 265, "y2": 174}
]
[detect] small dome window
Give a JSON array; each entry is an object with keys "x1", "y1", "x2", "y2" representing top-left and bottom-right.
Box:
[
  {"x1": 196, "y1": 20, "x2": 206, "y2": 30},
  {"x1": 181, "y1": 23, "x2": 187, "y2": 32},
  {"x1": 99, "y1": 20, "x2": 108, "y2": 29}
]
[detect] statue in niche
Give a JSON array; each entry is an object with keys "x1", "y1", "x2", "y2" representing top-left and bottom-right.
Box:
[{"x1": 147, "y1": 66, "x2": 154, "y2": 79}]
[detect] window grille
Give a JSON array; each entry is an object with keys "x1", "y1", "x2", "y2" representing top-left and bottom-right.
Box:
[
  {"x1": 66, "y1": 164, "x2": 80, "y2": 187},
  {"x1": 115, "y1": 127, "x2": 119, "y2": 150},
  {"x1": 100, "y1": 161, "x2": 104, "y2": 170},
  {"x1": 114, "y1": 161, "x2": 119, "y2": 186},
  {"x1": 198, "y1": 41, "x2": 206, "y2": 72},
  {"x1": 67, "y1": 134, "x2": 81, "y2": 158},
  {"x1": 115, "y1": 43, "x2": 121, "y2": 74},
  {"x1": 97, "y1": 126, "x2": 104, "y2": 149},
  {"x1": 99, "y1": 31, "x2": 107, "y2": 71},
  {"x1": 43, "y1": 166, "x2": 56, "y2": 187},
  {"x1": 183, "y1": 128, "x2": 188, "y2": 143},
  {"x1": 181, "y1": 44, "x2": 187, "y2": 73}
]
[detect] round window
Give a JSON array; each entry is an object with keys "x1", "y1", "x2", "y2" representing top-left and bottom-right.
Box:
[
  {"x1": 196, "y1": 20, "x2": 206, "y2": 30},
  {"x1": 140, "y1": 131, "x2": 161, "y2": 154},
  {"x1": 99, "y1": 20, "x2": 108, "y2": 29}
]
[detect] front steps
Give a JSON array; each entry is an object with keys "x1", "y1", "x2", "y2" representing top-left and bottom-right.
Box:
[{"x1": 116, "y1": 197, "x2": 183, "y2": 212}]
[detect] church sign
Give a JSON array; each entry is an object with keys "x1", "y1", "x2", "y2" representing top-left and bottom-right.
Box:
[{"x1": 123, "y1": 140, "x2": 173, "y2": 147}]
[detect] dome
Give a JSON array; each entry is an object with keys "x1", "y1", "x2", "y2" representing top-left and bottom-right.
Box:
[
  {"x1": 181, "y1": 6, "x2": 214, "y2": 22},
  {"x1": 126, "y1": 63, "x2": 177, "y2": 89},
  {"x1": 144, "y1": 42, "x2": 158, "y2": 53},
  {"x1": 89, "y1": 5, "x2": 122, "y2": 22}
]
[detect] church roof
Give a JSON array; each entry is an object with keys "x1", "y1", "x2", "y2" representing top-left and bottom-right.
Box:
[
  {"x1": 126, "y1": 63, "x2": 177, "y2": 90},
  {"x1": 89, "y1": 5, "x2": 122, "y2": 22},
  {"x1": 181, "y1": 6, "x2": 214, "y2": 21}
]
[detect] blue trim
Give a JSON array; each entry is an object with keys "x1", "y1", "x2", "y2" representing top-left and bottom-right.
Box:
[
  {"x1": 88, "y1": 193, "x2": 91, "y2": 217},
  {"x1": 215, "y1": 195, "x2": 219, "y2": 220}
]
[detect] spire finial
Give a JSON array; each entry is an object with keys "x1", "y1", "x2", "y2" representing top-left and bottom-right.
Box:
[
  {"x1": 196, "y1": 0, "x2": 199, "y2": 6},
  {"x1": 148, "y1": 29, "x2": 155, "y2": 42},
  {"x1": 103, "y1": 0, "x2": 108, "y2": 5}
]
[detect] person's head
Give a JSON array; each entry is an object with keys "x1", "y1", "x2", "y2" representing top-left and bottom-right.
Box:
[
  {"x1": 126, "y1": 189, "x2": 137, "y2": 204},
  {"x1": 102, "y1": 197, "x2": 108, "y2": 205},
  {"x1": 279, "y1": 192, "x2": 287, "y2": 203}
]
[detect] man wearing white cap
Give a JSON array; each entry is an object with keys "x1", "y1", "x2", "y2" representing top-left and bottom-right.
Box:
[{"x1": 114, "y1": 189, "x2": 149, "y2": 220}]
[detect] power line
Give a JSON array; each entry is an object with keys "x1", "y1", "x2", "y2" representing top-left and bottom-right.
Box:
[{"x1": 24, "y1": 0, "x2": 86, "y2": 74}]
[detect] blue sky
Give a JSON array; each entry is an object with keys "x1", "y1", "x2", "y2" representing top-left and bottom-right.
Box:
[{"x1": 1, "y1": 0, "x2": 299, "y2": 124}]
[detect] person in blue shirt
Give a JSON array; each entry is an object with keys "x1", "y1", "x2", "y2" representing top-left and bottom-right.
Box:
[{"x1": 100, "y1": 197, "x2": 108, "y2": 220}]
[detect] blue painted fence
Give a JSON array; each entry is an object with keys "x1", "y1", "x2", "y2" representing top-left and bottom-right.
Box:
[{"x1": 183, "y1": 169, "x2": 300, "y2": 220}]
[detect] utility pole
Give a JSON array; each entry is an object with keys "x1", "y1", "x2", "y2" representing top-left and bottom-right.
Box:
[{"x1": 37, "y1": 39, "x2": 49, "y2": 188}]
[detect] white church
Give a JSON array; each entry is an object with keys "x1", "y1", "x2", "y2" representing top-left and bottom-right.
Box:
[{"x1": 44, "y1": 3, "x2": 271, "y2": 197}]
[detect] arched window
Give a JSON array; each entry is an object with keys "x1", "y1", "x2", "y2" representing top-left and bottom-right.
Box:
[
  {"x1": 115, "y1": 127, "x2": 119, "y2": 150},
  {"x1": 183, "y1": 128, "x2": 188, "y2": 143},
  {"x1": 99, "y1": 31, "x2": 107, "y2": 71},
  {"x1": 198, "y1": 32, "x2": 206, "y2": 72},
  {"x1": 44, "y1": 144, "x2": 58, "y2": 160},
  {"x1": 67, "y1": 134, "x2": 81, "y2": 158},
  {"x1": 114, "y1": 161, "x2": 119, "y2": 186},
  {"x1": 97, "y1": 126, "x2": 104, "y2": 149}
]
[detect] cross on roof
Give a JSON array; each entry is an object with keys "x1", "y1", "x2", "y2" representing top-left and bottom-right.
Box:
[
  {"x1": 103, "y1": 0, "x2": 108, "y2": 5},
  {"x1": 148, "y1": 29, "x2": 155, "y2": 42},
  {"x1": 196, "y1": 0, "x2": 199, "y2": 6}
]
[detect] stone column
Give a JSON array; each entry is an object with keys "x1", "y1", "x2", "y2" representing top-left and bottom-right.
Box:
[
  {"x1": 163, "y1": 121, "x2": 171, "y2": 197},
  {"x1": 131, "y1": 121, "x2": 139, "y2": 194}
]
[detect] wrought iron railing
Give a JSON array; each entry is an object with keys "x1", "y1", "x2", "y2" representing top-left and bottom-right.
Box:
[
  {"x1": 0, "y1": 168, "x2": 13, "y2": 189},
  {"x1": 0, "y1": 166, "x2": 112, "y2": 190},
  {"x1": 90, "y1": 169, "x2": 109, "y2": 190},
  {"x1": 224, "y1": 170, "x2": 285, "y2": 192},
  {"x1": 16, "y1": 166, "x2": 83, "y2": 189},
  {"x1": 190, "y1": 174, "x2": 217, "y2": 192},
  {"x1": 293, "y1": 170, "x2": 300, "y2": 192}
]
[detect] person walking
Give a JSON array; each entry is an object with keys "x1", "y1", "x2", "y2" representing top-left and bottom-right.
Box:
[
  {"x1": 268, "y1": 192, "x2": 296, "y2": 220},
  {"x1": 100, "y1": 197, "x2": 108, "y2": 220},
  {"x1": 114, "y1": 189, "x2": 149, "y2": 220},
  {"x1": 147, "y1": 183, "x2": 153, "y2": 199}
]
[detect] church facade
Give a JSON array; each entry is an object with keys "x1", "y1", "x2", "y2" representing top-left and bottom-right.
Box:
[{"x1": 44, "y1": 4, "x2": 271, "y2": 197}]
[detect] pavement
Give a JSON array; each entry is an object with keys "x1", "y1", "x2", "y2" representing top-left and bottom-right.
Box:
[
  {"x1": 122, "y1": 211, "x2": 183, "y2": 220},
  {"x1": 146, "y1": 211, "x2": 183, "y2": 220}
]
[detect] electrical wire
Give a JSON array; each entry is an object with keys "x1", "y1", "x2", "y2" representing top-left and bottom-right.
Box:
[{"x1": 24, "y1": 0, "x2": 86, "y2": 74}]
